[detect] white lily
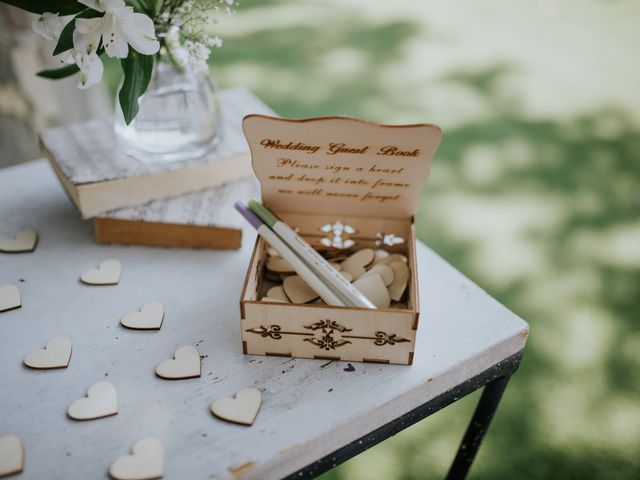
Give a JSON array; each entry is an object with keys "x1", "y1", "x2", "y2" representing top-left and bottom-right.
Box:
[
  {"x1": 75, "y1": 51, "x2": 104, "y2": 89},
  {"x1": 73, "y1": 0, "x2": 160, "y2": 59},
  {"x1": 32, "y1": 12, "x2": 68, "y2": 41}
]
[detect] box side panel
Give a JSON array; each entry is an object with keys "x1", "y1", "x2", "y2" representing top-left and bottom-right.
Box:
[
  {"x1": 241, "y1": 303, "x2": 416, "y2": 365},
  {"x1": 240, "y1": 237, "x2": 267, "y2": 306}
]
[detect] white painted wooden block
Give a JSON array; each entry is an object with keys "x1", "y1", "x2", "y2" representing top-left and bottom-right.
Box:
[
  {"x1": 94, "y1": 178, "x2": 258, "y2": 250},
  {"x1": 39, "y1": 88, "x2": 276, "y2": 218}
]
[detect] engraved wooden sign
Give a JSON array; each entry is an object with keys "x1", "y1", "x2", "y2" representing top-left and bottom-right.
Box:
[
  {"x1": 242, "y1": 115, "x2": 441, "y2": 219},
  {"x1": 239, "y1": 115, "x2": 442, "y2": 365}
]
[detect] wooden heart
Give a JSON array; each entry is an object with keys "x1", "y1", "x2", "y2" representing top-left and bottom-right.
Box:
[
  {"x1": 210, "y1": 388, "x2": 262, "y2": 426},
  {"x1": 266, "y1": 256, "x2": 294, "y2": 273},
  {"x1": 121, "y1": 302, "x2": 164, "y2": 330},
  {"x1": 109, "y1": 436, "x2": 164, "y2": 480},
  {"x1": 0, "y1": 228, "x2": 38, "y2": 253},
  {"x1": 0, "y1": 434, "x2": 24, "y2": 478},
  {"x1": 155, "y1": 346, "x2": 201, "y2": 380},
  {"x1": 68, "y1": 381, "x2": 118, "y2": 420},
  {"x1": 0, "y1": 284, "x2": 21, "y2": 313},
  {"x1": 283, "y1": 275, "x2": 318, "y2": 304},
  {"x1": 388, "y1": 261, "x2": 409, "y2": 301},
  {"x1": 80, "y1": 259, "x2": 122, "y2": 285},
  {"x1": 265, "y1": 286, "x2": 290, "y2": 302},
  {"x1": 372, "y1": 249, "x2": 389, "y2": 264},
  {"x1": 374, "y1": 253, "x2": 407, "y2": 266},
  {"x1": 353, "y1": 273, "x2": 390, "y2": 308},
  {"x1": 260, "y1": 297, "x2": 287, "y2": 303},
  {"x1": 361, "y1": 264, "x2": 394, "y2": 286},
  {"x1": 340, "y1": 248, "x2": 374, "y2": 280},
  {"x1": 24, "y1": 336, "x2": 72, "y2": 370}
]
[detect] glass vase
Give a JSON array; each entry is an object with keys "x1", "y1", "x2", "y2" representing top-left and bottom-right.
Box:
[{"x1": 114, "y1": 50, "x2": 221, "y2": 164}]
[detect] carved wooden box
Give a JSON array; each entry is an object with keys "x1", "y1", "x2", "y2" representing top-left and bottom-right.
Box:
[{"x1": 239, "y1": 115, "x2": 441, "y2": 365}]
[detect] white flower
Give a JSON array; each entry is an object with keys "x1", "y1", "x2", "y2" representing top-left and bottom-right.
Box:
[
  {"x1": 75, "y1": 51, "x2": 104, "y2": 89},
  {"x1": 182, "y1": 40, "x2": 211, "y2": 73},
  {"x1": 73, "y1": 0, "x2": 160, "y2": 59},
  {"x1": 53, "y1": 50, "x2": 75, "y2": 66},
  {"x1": 32, "y1": 12, "x2": 68, "y2": 41},
  {"x1": 204, "y1": 35, "x2": 222, "y2": 48}
]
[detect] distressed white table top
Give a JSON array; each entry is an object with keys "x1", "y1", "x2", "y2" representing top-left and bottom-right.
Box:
[{"x1": 0, "y1": 161, "x2": 528, "y2": 480}]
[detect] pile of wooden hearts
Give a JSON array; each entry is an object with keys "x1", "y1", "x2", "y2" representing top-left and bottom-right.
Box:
[{"x1": 262, "y1": 247, "x2": 410, "y2": 309}]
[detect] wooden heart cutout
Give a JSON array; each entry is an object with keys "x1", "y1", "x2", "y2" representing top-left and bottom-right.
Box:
[
  {"x1": 109, "y1": 436, "x2": 164, "y2": 480},
  {"x1": 361, "y1": 264, "x2": 394, "y2": 286},
  {"x1": 0, "y1": 434, "x2": 24, "y2": 478},
  {"x1": 121, "y1": 302, "x2": 164, "y2": 330},
  {"x1": 0, "y1": 284, "x2": 21, "y2": 313},
  {"x1": 388, "y1": 261, "x2": 409, "y2": 301},
  {"x1": 353, "y1": 273, "x2": 390, "y2": 308},
  {"x1": 266, "y1": 256, "x2": 294, "y2": 273},
  {"x1": 374, "y1": 253, "x2": 407, "y2": 266},
  {"x1": 210, "y1": 388, "x2": 262, "y2": 426},
  {"x1": 373, "y1": 249, "x2": 389, "y2": 264},
  {"x1": 155, "y1": 346, "x2": 201, "y2": 380},
  {"x1": 340, "y1": 248, "x2": 374, "y2": 280},
  {"x1": 68, "y1": 381, "x2": 118, "y2": 420},
  {"x1": 80, "y1": 259, "x2": 122, "y2": 285},
  {"x1": 260, "y1": 297, "x2": 287, "y2": 303},
  {"x1": 0, "y1": 229, "x2": 38, "y2": 253},
  {"x1": 24, "y1": 336, "x2": 72, "y2": 370},
  {"x1": 283, "y1": 275, "x2": 318, "y2": 304},
  {"x1": 265, "y1": 286, "x2": 290, "y2": 302}
]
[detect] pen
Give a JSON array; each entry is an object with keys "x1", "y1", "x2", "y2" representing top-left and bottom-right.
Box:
[
  {"x1": 248, "y1": 200, "x2": 376, "y2": 309},
  {"x1": 234, "y1": 202, "x2": 346, "y2": 307}
]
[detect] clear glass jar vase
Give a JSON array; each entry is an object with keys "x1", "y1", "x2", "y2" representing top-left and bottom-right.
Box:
[{"x1": 114, "y1": 46, "x2": 221, "y2": 163}]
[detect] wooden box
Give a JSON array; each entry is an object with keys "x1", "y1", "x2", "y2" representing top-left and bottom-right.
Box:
[{"x1": 239, "y1": 115, "x2": 441, "y2": 365}]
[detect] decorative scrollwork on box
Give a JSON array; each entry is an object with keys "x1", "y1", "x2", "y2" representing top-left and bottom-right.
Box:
[
  {"x1": 303, "y1": 319, "x2": 353, "y2": 350},
  {"x1": 246, "y1": 319, "x2": 410, "y2": 351},
  {"x1": 304, "y1": 319, "x2": 352, "y2": 333},
  {"x1": 304, "y1": 337, "x2": 352, "y2": 351},
  {"x1": 374, "y1": 331, "x2": 410, "y2": 346},
  {"x1": 246, "y1": 324, "x2": 282, "y2": 339}
]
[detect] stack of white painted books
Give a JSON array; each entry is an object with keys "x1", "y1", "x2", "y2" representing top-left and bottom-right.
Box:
[{"x1": 39, "y1": 88, "x2": 273, "y2": 249}]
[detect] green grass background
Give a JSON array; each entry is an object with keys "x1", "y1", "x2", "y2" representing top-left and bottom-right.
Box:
[{"x1": 107, "y1": 1, "x2": 640, "y2": 478}]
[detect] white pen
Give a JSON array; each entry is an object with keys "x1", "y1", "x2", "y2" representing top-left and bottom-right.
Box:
[
  {"x1": 234, "y1": 202, "x2": 346, "y2": 307},
  {"x1": 248, "y1": 200, "x2": 376, "y2": 309}
]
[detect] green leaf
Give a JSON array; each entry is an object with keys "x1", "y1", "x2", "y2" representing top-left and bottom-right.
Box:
[
  {"x1": 125, "y1": 0, "x2": 153, "y2": 15},
  {"x1": 0, "y1": 1, "x2": 85, "y2": 15},
  {"x1": 119, "y1": 51, "x2": 154, "y2": 125},
  {"x1": 53, "y1": 9, "x2": 103, "y2": 56},
  {"x1": 36, "y1": 62, "x2": 80, "y2": 79}
]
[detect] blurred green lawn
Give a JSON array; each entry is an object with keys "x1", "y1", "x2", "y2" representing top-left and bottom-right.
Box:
[{"x1": 107, "y1": 1, "x2": 640, "y2": 478}]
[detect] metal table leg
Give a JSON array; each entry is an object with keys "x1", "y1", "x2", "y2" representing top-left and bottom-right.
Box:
[
  {"x1": 444, "y1": 374, "x2": 512, "y2": 480},
  {"x1": 285, "y1": 351, "x2": 522, "y2": 480}
]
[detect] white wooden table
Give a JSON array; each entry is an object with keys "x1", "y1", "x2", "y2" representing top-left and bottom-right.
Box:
[{"x1": 0, "y1": 160, "x2": 529, "y2": 480}]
